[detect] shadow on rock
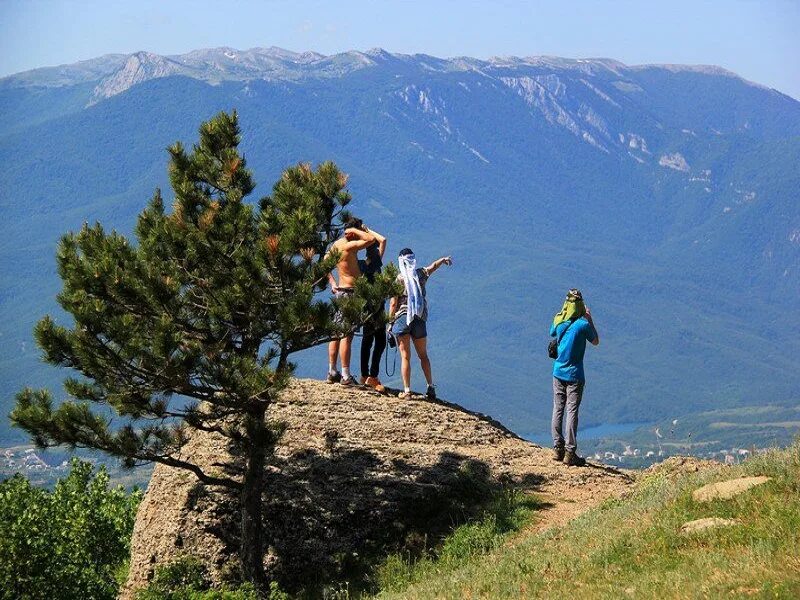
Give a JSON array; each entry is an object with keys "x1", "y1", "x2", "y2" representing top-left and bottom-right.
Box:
[{"x1": 186, "y1": 446, "x2": 547, "y2": 595}]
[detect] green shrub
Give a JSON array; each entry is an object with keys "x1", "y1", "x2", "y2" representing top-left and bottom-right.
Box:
[
  {"x1": 136, "y1": 556, "x2": 287, "y2": 600},
  {"x1": 0, "y1": 458, "x2": 141, "y2": 600},
  {"x1": 439, "y1": 514, "x2": 502, "y2": 562},
  {"x1": 137, "y1": 556, "x2": 212, "y2": 598},
  {"x1": 374, "y1": 489, "x2": 540, "y2": 594}
]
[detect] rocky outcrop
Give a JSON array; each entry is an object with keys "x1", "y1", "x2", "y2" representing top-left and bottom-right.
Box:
[
  {"x1": 644, "y1": 455, "x2": 720, "y2": 478},
  {"x1": 680, "y1": 517, "x2": 739, "y2": 534},
  {"x1": 692, "y1": 476, "x2": 772, "y2": 502},
  {"x1": 658, "y1": 152, "x2": 691, "y2": 172},
  {"x1": 90, "y1": 52, "x2": 185, "y2": 103},
  {"x1": 121, "y1": 379, "x2": 631, "y2": 597}
]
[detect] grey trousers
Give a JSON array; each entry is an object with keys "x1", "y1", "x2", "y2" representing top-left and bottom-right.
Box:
[{"x1": 552, "y1": 377, "x2": 585, "y2": 452}]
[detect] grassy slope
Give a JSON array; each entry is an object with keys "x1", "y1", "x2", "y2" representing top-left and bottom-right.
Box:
[{"x1": 375, "y1": 444, "x2": 800, "y2": 599}]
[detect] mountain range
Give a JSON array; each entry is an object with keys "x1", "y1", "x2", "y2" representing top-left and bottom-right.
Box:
[{"x1": 1, "y1": 47, "x2": 798, "y2": 447}]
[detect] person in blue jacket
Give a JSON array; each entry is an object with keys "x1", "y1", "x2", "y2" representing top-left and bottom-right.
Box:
[{"x1": 549, "y1": 288, "x2": 600, "y2": 466}]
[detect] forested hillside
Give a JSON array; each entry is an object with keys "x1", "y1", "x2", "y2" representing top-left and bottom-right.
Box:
[{"x1": 2, "y1": 48, "x2": 799, "y2": 445}]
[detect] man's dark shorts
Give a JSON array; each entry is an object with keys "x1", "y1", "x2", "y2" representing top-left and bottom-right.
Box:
[{"x1": 391, "y1": 316, "x2": 427, "y2": 340}]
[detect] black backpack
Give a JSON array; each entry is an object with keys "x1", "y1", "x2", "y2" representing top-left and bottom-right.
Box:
[{"x1": 548, "y1": 319, "x2": 575, "y2": 359}]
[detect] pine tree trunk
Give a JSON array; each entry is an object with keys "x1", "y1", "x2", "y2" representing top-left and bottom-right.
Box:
[{"x1": 240, "y1": 409, "x2": 267, "y2": 591}]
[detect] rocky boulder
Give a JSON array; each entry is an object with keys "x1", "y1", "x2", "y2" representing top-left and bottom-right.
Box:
[{"x1": 122, "y1": 379, "x2": 631, "y2": 597}]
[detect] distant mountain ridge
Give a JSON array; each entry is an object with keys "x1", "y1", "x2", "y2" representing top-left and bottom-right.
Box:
[
  {"x1": 3, "y1": 47, "x2": 797, "y2": 157},
  {"x1": 1, "y1": 46, "x2": 761, "y2": 87},
  {"x1": 1, "y1": 47, "x2": 798, "y2": 446},
  {"x1": 2, "y1": 46, "x2": 785, "y2": 106}
]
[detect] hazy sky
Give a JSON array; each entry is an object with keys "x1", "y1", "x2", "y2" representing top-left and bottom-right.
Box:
[{"x1": 2, "y1": 0, "x2": 799, "y2": 99}]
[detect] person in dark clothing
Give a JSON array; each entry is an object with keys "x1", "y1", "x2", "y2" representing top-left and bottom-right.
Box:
[
  {"x1": 358, "y1": 227, "x2": 387, "y2": 392},
  {"x1": 549, "y1": 288, "x2": 600, "y2": 467}
]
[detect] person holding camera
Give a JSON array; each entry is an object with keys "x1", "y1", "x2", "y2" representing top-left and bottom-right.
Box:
[
  {"x1": 388, "y1": 248, "x2": 453, "y2": 400},
  {"x1": 549, "y1": 288, "x2": 599, "y2": 466}
]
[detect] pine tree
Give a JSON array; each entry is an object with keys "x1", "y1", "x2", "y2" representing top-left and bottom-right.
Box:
[{"x1": 10, "y1": 111, "x2": 397, "y2": 591}]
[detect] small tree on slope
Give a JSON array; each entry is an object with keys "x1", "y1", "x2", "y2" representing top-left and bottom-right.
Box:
[{"x1": 10, "y1": 111, "x2": 397, "y2": 591}]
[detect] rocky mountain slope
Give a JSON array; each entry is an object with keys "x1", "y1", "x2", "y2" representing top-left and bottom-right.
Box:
[
  {"x1": 2, "y1": 47, "x2": 799, "y2": 447},
  {"x1": 121, "y1": 379, "x2": 632, "y2": 597},
  {"x1": 5, "y1": 47, "x2": 798, "y2": 147}
]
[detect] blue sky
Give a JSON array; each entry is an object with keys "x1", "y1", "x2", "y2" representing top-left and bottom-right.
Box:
[{"x1": 2, "y1": 0, "x2": 799, "y2": 99}]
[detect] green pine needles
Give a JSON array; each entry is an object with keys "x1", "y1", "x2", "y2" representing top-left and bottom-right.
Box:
[{"x1": 10, "y1": 110, "x2": 399, "y2": 591}]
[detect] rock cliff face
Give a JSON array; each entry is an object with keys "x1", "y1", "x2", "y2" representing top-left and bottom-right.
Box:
[
  {"x1": 90, "y1": 52, "x2": 184, "y2": 103},
  {"x1": 122, "y1": 379, "x2": 631, "y2": 597}
]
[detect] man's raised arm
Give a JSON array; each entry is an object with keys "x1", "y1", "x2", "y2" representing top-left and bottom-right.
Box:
[
  {"x1": 365, "y1": 226, "x2": 387, "y2": 258},
  {"x1": 343, "y1": 227, "x2": 376, "y2": 251},
  {"x1": 585, "y1": 306, "x2": 600, "y2": 346}
]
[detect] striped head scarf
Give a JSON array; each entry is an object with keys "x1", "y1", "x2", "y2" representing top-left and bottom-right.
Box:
[{"x1": 398, "y1": 252, "x2": 424, "y2": 325}]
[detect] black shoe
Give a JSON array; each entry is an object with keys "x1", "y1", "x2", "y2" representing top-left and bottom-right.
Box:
[
  {"x1": 552, "y1": 447, "x2": 565, "y2": 462},
  {"x1": 563, "y1": 451, "x2": 586, "y2": 467},
  {"x1": 326, "y1": 371, "x2": 342, "y2": 384},
  {"x1": 426, "y1": 385, "x2": 436, "y2": 400},
  {"x1": 340, "y1": 375, "x2": 357, "y2": 387}
]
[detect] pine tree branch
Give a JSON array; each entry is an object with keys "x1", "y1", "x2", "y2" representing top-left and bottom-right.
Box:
[
  {"x1": 12, "y1": 390, "x2": 240, "y2": 489},
  {"x1": 88, "y1": 332, "x2": 223, "y2": 403},
  {"x1": 95, "y1": 286, "x2": 219, "y2": 346},
  {"x1": 151, "y1": 454, "x2": 239, "y2": 489},
  {"x1": 227, "y1": 236, "x2": 246, "y2": 259}
]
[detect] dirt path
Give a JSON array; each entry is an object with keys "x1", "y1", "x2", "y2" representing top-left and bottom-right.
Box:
[{"x1": 515, "y1": 463, "x2": 633, "y2": 539}]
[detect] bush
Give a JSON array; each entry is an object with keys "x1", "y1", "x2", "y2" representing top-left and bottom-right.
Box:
[
  {"x1": 136, "y1": 556, "x2": 287, "y2": 600},
  {"x1": 374, "y1": 489, "x2": 541, "y2": 593},
  {"x1": 136, "y1": 556, "x2": 212, "y2": 598},
  {"x1": 0, "y1": 458, "x2": 141, "y2": 600}
]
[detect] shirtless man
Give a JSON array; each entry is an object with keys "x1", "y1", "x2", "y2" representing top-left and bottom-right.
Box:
[{"x1": 326, "y1": 218, "x2": 376, "y2": 385}]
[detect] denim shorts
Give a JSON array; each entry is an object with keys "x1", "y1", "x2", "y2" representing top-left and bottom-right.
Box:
[{"x1": 391, "y1": 316, "x2": 427, "y2": 339}]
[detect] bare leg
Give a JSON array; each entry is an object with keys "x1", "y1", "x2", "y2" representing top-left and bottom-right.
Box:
[
  {"x1": 398, "y1": 334, "x2": 412, "y2": 390},
  {"x1": 328, "y1": 339, "x2": 340, "y2": 371},
  {"x1": 339, "y1": 335, "x2": 353, "y2": 374},
  {"x1": 412, "y1": 336, "x2": 432, "y2": 386}
]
